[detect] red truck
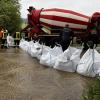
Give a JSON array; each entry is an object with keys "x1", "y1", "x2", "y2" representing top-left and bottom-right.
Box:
[{"x1": 22, "y1": 6, "x2": 100, "y2": 46}]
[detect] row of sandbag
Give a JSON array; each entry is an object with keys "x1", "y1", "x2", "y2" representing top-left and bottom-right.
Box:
[{"x1": 19, "y1": 39, "x2": 100, "y2": 77}]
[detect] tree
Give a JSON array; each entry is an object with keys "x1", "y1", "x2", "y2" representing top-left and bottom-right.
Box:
[{"x1": 0, "y1": 0, "x2": 21, "y2": 34}]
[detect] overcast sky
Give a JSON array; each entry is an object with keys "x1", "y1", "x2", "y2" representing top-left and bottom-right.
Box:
[{"x1": 20, "y1": 0, "x2": 100, "y2": 18}]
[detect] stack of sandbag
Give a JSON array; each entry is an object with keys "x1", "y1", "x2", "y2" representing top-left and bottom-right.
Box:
[
  {"x1": 77, "y1": 49, "x2": 100, "y2": 77},
  {"x1": 19, "y1": 39, "x2": 29, "y2": 52},
  {"x1": 19, "y1": 39, "x2": 100, "y2": 78},
  {"x1": 40, "y1": 46, "x2": 63, "y2": 67},
  {"x1": 54, "y1": 46, "x2": 81, "y2": 72},
  {"x1": 19, "y1": 40, "x2": 52, "y2": 60}
]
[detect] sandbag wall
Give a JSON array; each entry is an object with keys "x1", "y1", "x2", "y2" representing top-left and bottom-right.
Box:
[{"x1": 19, "y1": 39, "x2": 100, "y2": 77}]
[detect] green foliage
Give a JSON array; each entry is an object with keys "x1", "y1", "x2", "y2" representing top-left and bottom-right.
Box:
[
  {"x1": 81, "y1": 79, "x2": 100, "y2": 100},
  {"x1": 0, "y1": 0, "x2": 21, "y2": 33}
]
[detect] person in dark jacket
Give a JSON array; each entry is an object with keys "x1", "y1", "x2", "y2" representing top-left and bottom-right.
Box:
[
  {"x1": 86, "y1": 23, "x2": 98, "y2": 49},
  {"x1": 60, "y1": 24, "x2": 74, "y2": 51},
  {"x1": 89, "y1": 27, "x2": 98, "y2": 48}
]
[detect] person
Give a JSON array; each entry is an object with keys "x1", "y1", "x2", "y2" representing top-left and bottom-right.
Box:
[
  {"x1": 33, "y1": 33, "x2": 38, "y2": 41},
  {"x1": 1, "y1": 29, "x2": 8, "y2": 48},
  {"x1": 89, "y1": 26, "x2": 98, "y2": 48},
  {"x1": 27, "y1": 6, "x2": 36, "y2": 27},
  {"x1": 27, "y1": 28, "x2": 33, "y2": 41},
  {"x1": 84, "y1": 22, "x2": 98, "y2": 50},
  {"x1": 60, "y1": 24, "x2": 74, "y2": 51},
  {"x1": 21, "y1": 32, "x2": 25, "y2": 39},
  {"x1": 82, "y1": 21, "x2": 98, "y2": 52},
  {"x1": 0, "y1": 29, "x2": 4, "y2": 48},
  {"x1": 13, "y1": 32, "x2": 21, "y2": 47},
  {"x1": 27, "y1": 6, "x2": 35, "y2": 14}
]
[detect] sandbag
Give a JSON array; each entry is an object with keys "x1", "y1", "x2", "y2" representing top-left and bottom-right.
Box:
[
  {"x1": 70, "y1": 49, "x2": 82, "y2": 70},
  {"x1": 7, "y1": 35, "x2": 14, "y2": 47},
  {"x1": 40, "y1": 46, "x2": 63, "y2": 67},
  {"x1": 92, "y1": 50, "x2": 100, "y2": 76},
  {"x1": 54, "y1": 46, "x2": 78, "y2": 72},
  {"x1": 27, "y1": 41, "x2": 34, "y2": 54},
  {"x1": 19, "y1": 39, "x2": 29, "y2": 52},
  {"x1": 77, "y1": 49, "x2": 100, "y2": 77},
  {"x1": 30, "y1": 42, "x2": 42, "y2": 58},
  {"x1": 19, "y1": 39, "x2": 25, "y2": 49}
]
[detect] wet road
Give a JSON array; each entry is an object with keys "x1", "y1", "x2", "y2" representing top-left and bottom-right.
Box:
[{"x1": 0, "y1": 48, "x2": 96, "y2": 100}]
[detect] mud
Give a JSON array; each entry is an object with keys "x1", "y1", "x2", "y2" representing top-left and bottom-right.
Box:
[{"x1": 0, "y1": 48, "x2": 97, "y2": 100}]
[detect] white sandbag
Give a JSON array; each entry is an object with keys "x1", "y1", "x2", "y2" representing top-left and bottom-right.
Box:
[
  {"x1": 77, "y1": 49, "x2": 100, "y2": 77},
  {"x1": 19, "y1": 39, "x2": 26, "y2": 49},
  {"x1": 30, "y1": 42, "x2": 43, "y2": 59},
  {"x1": 41, "y1": 45, "x2": 52, "y2": 54},
  {"x1": 19, "y1": 38, "x2": 25, "y2": 46},
  {"x1": 70, "y1": 49, "x2": 82, "y2": 70},
  {"x1": 7, "y1": 35, "x2": 14, "y2": 47},
  {"x1": 36, "y1": 45, "x2": 52, "y2": 60},
  {"x1": 27, "y1": 41, "x2": 34, "y2": 54},
  {"x1": 50, "y1": 46, "x2": 63, "y2": 56},
  {"x1": 19, "y1": 39, "x2": 29, "y2": 52},
  {"x1": 54, "y1": 46, "x2": 78, "y2": 72},
  {"x1": 40, "y1": 46, "x2": 63, "y2": 67},
  {"x1": 22, "y1": 41, "x2": 30, "y2": 52},
  {"x1": 92, "y1": 50, "x2": 100, "y2": 75}
]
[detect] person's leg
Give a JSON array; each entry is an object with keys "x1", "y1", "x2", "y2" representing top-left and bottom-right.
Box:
[
  {"x1": 83, "y1": 42, "x2": 89, "y2": 51},
  {"x1": 87, "y1": 41, "x2": 94, "y2": 49},
  {"x1": 14, "y1": 40, "x2": 16, "y2": 47},
  {"x1": 80, "y1": 42, "x2": 89, "y2": 58},
  {"x1": 94, "y1": 34, "x2": 98, "y2": 48},
  {"x1": 62, "y1": 40, "x2": 70, "y2": 51},
  {"x1": 0, "y1": 38, "x2": 2, "y2": 48},
  {"x1": 1, "y1": 39, "x2": 5, "y2": 48},
  {"x1": 17, "y1": 40, "x2": 20, "y2": 48},
  {"x1": 66, "y1": 40, "x2": 70, "y2": 48},
  {"x1": 62, "y1": 42, "x2": 66, "y2": 51},
  {"x1": 61, "y1": 40, "x2": 64, "y2": 51}
]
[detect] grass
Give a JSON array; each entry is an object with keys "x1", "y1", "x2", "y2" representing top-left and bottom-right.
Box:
[{"x1": 81, "y1": 78, "x2": 100, "y2": 100}]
